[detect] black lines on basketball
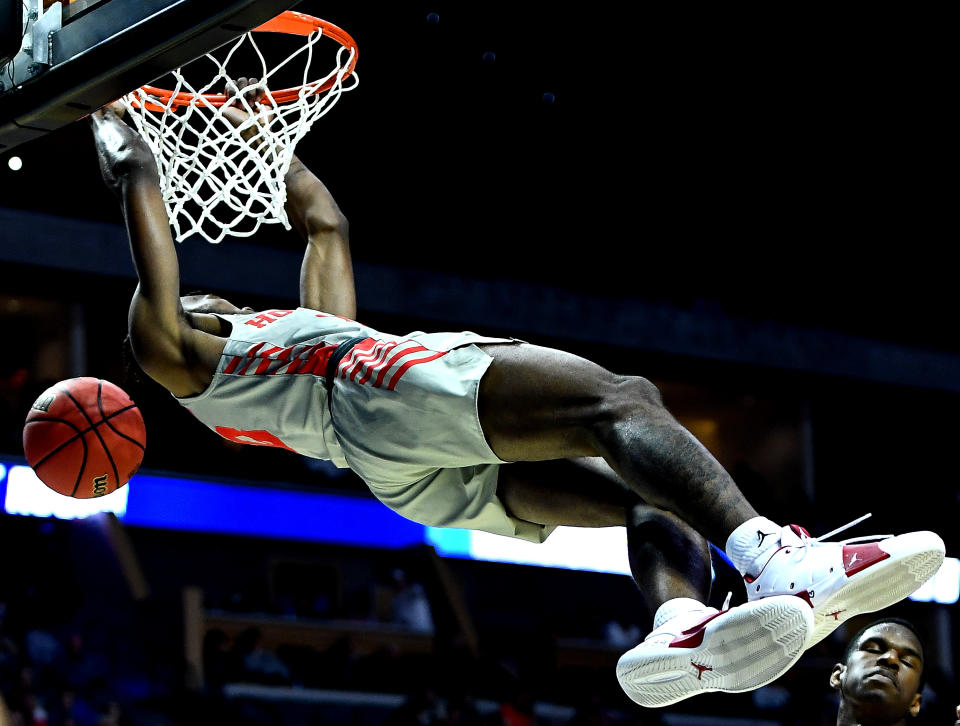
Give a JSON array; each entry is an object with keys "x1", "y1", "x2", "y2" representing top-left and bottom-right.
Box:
[
  {"x1": 94, "y1": 380, "x2": 121, "y2": 491},
  {"x1": 60, "y1": 380, "x2": 119, "y2": 495},
  {"x1": 100, "y1": 403, "x2": 146, "y2": 450},
  {"x1": 69, "y1": 437, "x2": 89, "y2": 498},
  {"x1": 23, "y1": 378, "x2": 145, "y2": 498},
  {"x1": 23, "y1": 417, "x2": 85, "y2": 470}
]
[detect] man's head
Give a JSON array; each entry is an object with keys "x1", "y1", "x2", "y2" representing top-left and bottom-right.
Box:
[
  {"x1": 831, "y1": 617, "x2": 925, "y2": 724},
  {"x1": 180, "y1": 293, "x2": 253, "y2": 315}
]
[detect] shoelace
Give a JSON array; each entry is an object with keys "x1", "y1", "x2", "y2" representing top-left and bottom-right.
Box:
[
  {"x1": 749, "y1": 513, "x2": 894, "y2": 584},
  {"x1": 781, "y1": 512, "x2": 893, "y2": 567},
  {"x1": 795, "y1": 512, "x2": 892, "y2": 544}
]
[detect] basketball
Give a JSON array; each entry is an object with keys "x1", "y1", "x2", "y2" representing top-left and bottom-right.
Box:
[{"x1": 22, "y1": 377, "x2": 146, "y2": 498}]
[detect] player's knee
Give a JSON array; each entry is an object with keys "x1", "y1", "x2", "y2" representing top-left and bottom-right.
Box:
[
  {"x1": 627, "y1": 502, "x2": 675, "y2": 531},
  {"x1": 602, "y1": 374, "x2": 664, "y2": 418}
]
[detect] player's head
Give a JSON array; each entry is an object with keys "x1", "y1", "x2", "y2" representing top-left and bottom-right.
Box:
[
  {"x1": 831, "y1": 617, "x2": 925, "y2": 723},
  {"x1": 180, "y1": 293, "x2": 253, "y2": 315}
]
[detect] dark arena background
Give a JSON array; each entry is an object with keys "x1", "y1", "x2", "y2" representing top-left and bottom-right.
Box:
[{"x1": 1, "y1": 3, "x2": 956, "y2": 724}]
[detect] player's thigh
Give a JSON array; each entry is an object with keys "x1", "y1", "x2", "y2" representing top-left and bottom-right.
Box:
[
  {"x1": 477, "y1": 343, "x2": 659, "y2": 462},
  {"x1": 496, "y1": 459, "x2": 637, "y2": 527}
]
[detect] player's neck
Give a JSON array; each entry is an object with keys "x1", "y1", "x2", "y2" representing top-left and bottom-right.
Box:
[{"x1": 837, "y1": 701, "x2": 907, "y2": 726}]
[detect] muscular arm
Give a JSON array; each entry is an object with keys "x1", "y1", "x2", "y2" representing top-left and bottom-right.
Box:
[
  {"x1": 219, "y1": 78, "x2": 356, "y2": 317},
  {"x1": 122, "y1": 179, "x2": 195, "y2": 391},
  {"x1": 92, "y1": 106, "x2": 209, "y2": 396},
  {"x1": 285, "y1": 156, "x2": 356, "y2": 318}
]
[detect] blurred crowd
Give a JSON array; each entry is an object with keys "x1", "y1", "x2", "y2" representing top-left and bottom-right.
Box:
[{"x1": 2, "y1": 521, "x2": 958, "y2": 726}]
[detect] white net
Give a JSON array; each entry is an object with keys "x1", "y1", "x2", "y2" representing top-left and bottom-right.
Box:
[{"x1": 120, "y1": 21, "x2": 358, "y2": 244}]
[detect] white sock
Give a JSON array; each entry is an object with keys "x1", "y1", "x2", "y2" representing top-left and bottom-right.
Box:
[
  {"x1": 651, "y1": 597, "x2": 712, "y2": 630},
  {"x1": 725, "y1": 516, "x2": 783, "y2": 577}
]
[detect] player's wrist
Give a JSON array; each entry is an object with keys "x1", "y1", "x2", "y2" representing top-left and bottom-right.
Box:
[
  {"x1": 118, "y1": 162, "x2": 160, "y2": 189},
  {"x1": 285, "y1": 156, "x2": 309, "y2": 180}
]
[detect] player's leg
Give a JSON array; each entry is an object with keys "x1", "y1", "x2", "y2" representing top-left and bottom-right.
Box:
[
  {"x1": 477, "y1": 342, "x2": 756, "y2": 547},
  {"x1": 496, "y1": 458, "x2": 711, "y2": 611},
  {"x1": 478, "y1": 343, "x2": 944, "y2": 651},
  {"x1": 496, "y1": 457, "x2": 809, "y2": 706}
]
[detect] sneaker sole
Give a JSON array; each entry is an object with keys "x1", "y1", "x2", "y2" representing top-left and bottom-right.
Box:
[
  {"x1": 616, "y1": 596, "x2": 813, "y2": 708},
  {"x1": 809, "y1": 531, "x2": 945, "y2": 646}
]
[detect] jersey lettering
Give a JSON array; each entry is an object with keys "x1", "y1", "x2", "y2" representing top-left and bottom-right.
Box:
[
  {"x1": 215, "y1": 426, "x2": 297, "y2": 452},
  {"x1": 244, "y1": 310, "x2": 294, "y2": 329}
]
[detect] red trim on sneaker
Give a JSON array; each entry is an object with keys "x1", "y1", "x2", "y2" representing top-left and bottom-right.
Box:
[
  {"x1": 842, "y1": 543, "x2": 890, "y2": 576},
  {"x1": 743, "y1": 545, "x2": 788, "y2": 584},
  {"x1": 668, "y1": 611, "x2": 725, "y2": 649}
]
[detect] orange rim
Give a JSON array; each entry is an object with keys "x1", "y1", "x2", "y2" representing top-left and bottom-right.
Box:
[{"x1": 136, "y1": 11, "x2": 358, "y2": 110}]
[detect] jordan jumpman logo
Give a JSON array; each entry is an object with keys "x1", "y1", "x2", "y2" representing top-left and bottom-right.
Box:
[
  {"x1": 691, "y1": 662, "x2": 713, "y2": 680},
  {"x1": 756, "y1": 529, "x2": 777, "y2": 547}
]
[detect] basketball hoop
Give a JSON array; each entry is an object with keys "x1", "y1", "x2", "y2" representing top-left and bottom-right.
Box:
[{"x1": 120, "y1": 11, "x2": 359, "y2": 244}]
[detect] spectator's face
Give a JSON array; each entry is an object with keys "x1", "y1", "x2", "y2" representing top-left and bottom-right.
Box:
[{"x1": 831, "y1": 623, "x2": 923, "y2": 722}]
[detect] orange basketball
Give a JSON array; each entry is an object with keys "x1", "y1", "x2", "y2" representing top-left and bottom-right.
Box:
[{"x1": 22, "y1": 377, "x2": 146, "y2": 498}]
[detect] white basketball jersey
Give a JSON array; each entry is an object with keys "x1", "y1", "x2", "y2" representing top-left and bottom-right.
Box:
[{"x1": 175, "y1": 307, "x2": 377, "y2": 465}]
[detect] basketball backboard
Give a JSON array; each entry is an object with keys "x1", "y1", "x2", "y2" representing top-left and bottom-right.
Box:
[{"x1": 0, "y1": 0, "x2": 304, "y2": 150}]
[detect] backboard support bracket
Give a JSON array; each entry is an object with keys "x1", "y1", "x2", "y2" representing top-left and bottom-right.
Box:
[
  {"x1": 31, "y1": 0, "x2": 62, "y2": 66},
  {"x1": 0, "y1": 0, "x2": 304, "y2": 150}
]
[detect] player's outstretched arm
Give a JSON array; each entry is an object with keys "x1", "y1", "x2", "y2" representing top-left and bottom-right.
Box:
[
  {"x1": 285, "y1": 157, "x2": 356, "y2": 319},
  {"x1": 221, "y1": 77, "x2": 356, "y2": 319},
  {"x1": 90, "y1": 105, "x2": 197, "y2": 394}
]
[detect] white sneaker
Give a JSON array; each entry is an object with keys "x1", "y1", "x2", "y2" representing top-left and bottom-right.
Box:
[
  {"x1": 744, "y1": 515, "x2": 946, "y2": 646},
  {"x1": 616, "y1": 595, "x2": 813, "y2": 708}
]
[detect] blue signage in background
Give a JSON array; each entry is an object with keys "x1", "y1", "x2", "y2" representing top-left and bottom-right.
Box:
[{"x1": 2, "y1": 458, "x2": 956, "y2": 602}]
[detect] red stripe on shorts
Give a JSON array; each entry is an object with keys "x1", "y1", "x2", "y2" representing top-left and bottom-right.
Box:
[{"x1": 385, "y1": 350, "x2": 448, "y2": 390}]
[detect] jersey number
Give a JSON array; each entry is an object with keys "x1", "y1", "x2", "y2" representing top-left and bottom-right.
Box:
[{"x1": 215, "y1": 426, "x2": 297, "y2": 452}]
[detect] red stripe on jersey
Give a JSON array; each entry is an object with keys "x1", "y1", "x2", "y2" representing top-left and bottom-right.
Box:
[
  {"x1": 341, "y1": 342, "x2": 377, "y2": 380},
  {"x1": 357, "y1": 342, "x2": 403, "y2": 385},
  {"x1": 223, "y1": 356, "x2": 242, "y2": 375},
  {"x1": 253, "y1": 346, "x2": 284, "y2": 375},
  {"x1": 269, "y1": 345, "x2": 298, "y2": 374},
  {"x1": 302, "y1": 344, "x2": 336, "y2": 376},
  {"x1": 224, "y1": 341, "x2": 340, "y2": 377},
  {"x1": 338, "y1": 338, "x2": 379, "y2": 378},
  {"x1": 373, "y1": 345, "x2": 429, "y2": 388},
  {"x1": 386, "y1": 351, "x2": 447, "y2": 390},
  {"x1": 351, "y1": 341, "x2": 393, "y2": 382},
  {"x1": 236, "y1": 357, "x2": 256, "y2": 375},
  {"x1": 234, "y1": 342, "x2": 266, "y2": 374}
]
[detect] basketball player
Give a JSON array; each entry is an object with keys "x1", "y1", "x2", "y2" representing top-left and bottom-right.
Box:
[
  {"x1": 830, "y1": 617, "x2": 926, "y2": 726},
  {"x1": 89, "y1": 95, "x2": 944, "y2": 706}
]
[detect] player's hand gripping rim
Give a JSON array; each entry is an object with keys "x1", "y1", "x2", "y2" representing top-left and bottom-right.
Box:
[
  {"x1": 89, "y1": 101, "x2": 159, "y2": 195},
  {"x1": 220, "y1": 76, "x2": 281, "y2": 160}
]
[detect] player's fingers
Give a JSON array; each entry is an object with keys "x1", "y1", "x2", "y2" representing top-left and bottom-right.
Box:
[
  {"x1": 90, "y1": 104, "x2": 114, "y2": 124},
  {"x1": 243, "y1": 77, "x2": 263, "y2": 105}
]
